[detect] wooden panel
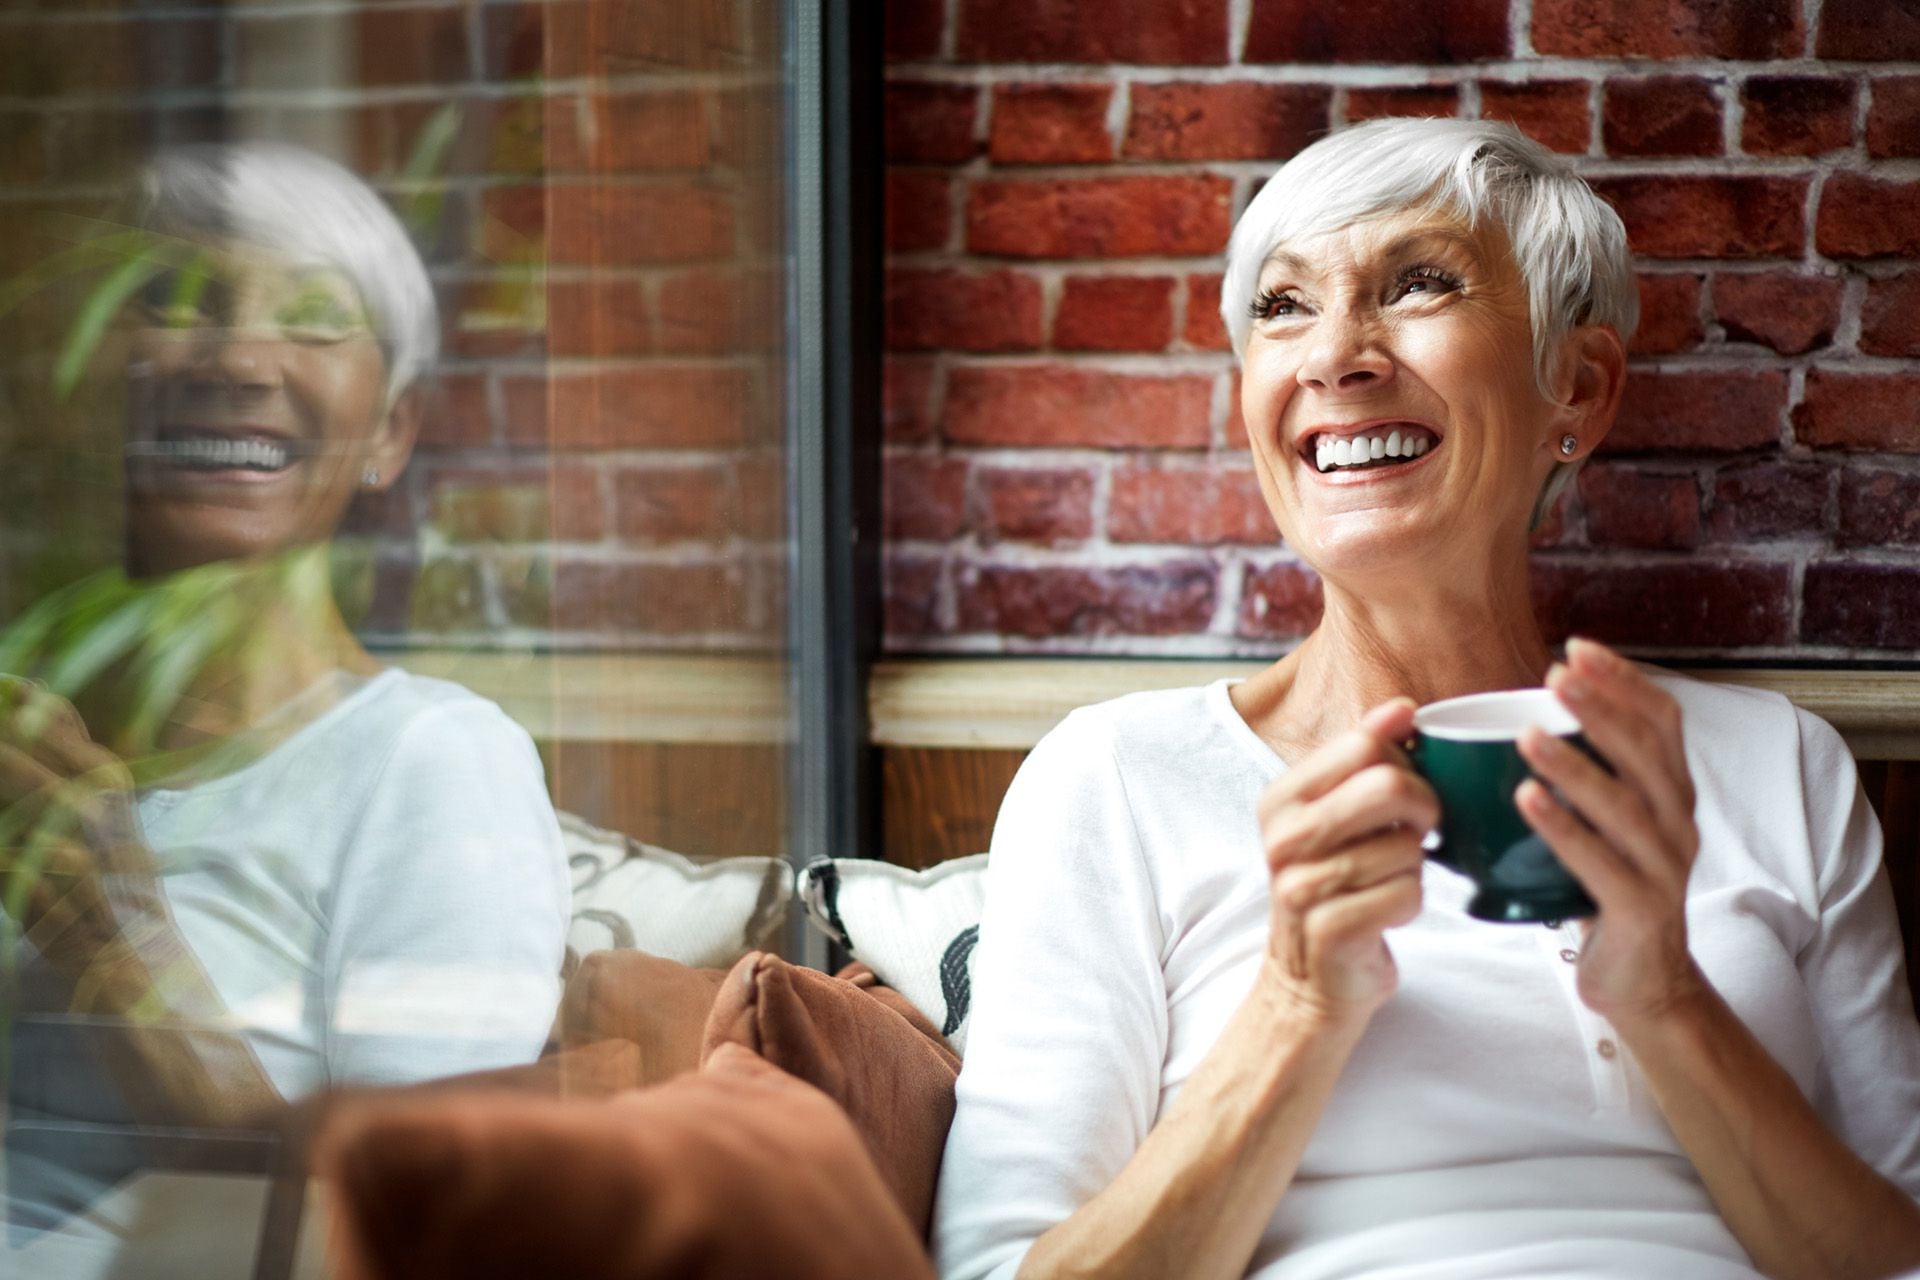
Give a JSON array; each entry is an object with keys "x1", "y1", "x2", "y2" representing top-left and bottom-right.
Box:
[
  {"x1": 879, "y1": 746, "x2": 1025, "y2": 869},
  {"x1": 869, "y1": 659, "x2": 1920, "y2": 758},
  {"x1": 539, "y1": 740, "x2": 786, "y2": 859}
]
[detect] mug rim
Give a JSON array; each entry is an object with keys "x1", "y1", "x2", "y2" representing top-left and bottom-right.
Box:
[{"x1": 1413, "y1": 687, "x2": 1579, "y2": 741}]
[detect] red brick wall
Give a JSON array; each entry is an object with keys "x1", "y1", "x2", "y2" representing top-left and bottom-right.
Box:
[
  {"x1": 880, "y1": 0, "x2": 1920, "y2": 659},
  {"x1": 0, "y1": 1, "x2": 783, "y2": 653}
]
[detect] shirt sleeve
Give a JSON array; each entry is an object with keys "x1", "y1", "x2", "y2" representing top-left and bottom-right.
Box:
[
  {"x1": 320, "y1": 697, "x2": 569, "y2": 1086},
  {"x1": 1791, "y1": 707, "x2": 1920, "y2": 1199},
  {"x1": 932, "y1": 710, "x2": 1171, "y2": 1280}
]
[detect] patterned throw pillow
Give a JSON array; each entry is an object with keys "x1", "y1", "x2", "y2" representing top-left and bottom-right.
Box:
[
  {"x1": 796, "y1": 855, "x2": 987, "y2": 1055},
  {"x1": 562, "y1": 812, "x2": 790, "y2": 972}
]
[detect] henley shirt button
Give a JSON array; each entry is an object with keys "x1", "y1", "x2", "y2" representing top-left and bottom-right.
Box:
[
  {"x1": 1596, "y1": 1038, "x2": 1618, "y2": 1060},
  {"x1": 1559, "y1": 948, "x2": 1579, "y2": 963}
]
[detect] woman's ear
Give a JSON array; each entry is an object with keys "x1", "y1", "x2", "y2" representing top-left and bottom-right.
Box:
[
  {"x1": 363, "y1": 385, "x2": 423, "y2": 492},
  {"x1": 1549, "y1": 325, "x2": 1627, "y2": 459}
]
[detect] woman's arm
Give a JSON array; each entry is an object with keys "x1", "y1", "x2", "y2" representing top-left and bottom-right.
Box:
[
  {"x1": 1015, "y1": 701, "x2": 1434, "y2": 1280},
  {"x1": 1519, "y1": 638, "x2": 1920, "y2": 1280},
  {"x1": 3, "y1": 683, "x2": 282, "y2": 1127}
]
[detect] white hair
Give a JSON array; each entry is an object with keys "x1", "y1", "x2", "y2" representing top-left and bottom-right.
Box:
[
  {"x1": 1221, "y1": 118, "x2": 1637, "y2": 521},
  {"x1": 137, "y1": 142, "x2": 438, "y2": 402}
]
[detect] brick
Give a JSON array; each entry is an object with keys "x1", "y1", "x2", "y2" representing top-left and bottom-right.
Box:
[
  {"x1": 968, "y1": 175, "x2": 1234, "y2": 258},
  {"x1": 1530, "y1": 560, "x2": 1792, "y2": 648},
  {"x1": 1245, "y1": 0, "x2": 1509, "y2": 63},
  {"x1": 445, "y1": 277, "x2": 548, "y2": 360},
  {"x1": 1861, "y1": 274, "x2": 1920, "y2": 358},
  {"x1": 424, "y1": 374, "x2": 495, "y2": 449},
  {"x1": 0, "y1": 21, "x2": 135, "y2": 97},
  {"x1": 1344, "y1": 85, "x2": 1459, "y2": 123},
  {"x1": 1708, "y1": 461, "x2": 1831, "y2": 543},
  {"x1": 1740, "y1": 78, "x2": 1855, "y2": 157},
  {"x1": 1184, "y1": 274, "x2": 1230, "y2": 351},
  {"x1": 407, "y1": 556, "x2": 490, "y2": 634},
  {"x1": 545, "y1": 92, "x2": 711, "y2": 172},
  {"x1": 976, "y1": 466, "x2": 1096, "y2": 543},
  {"x1": 887, "y1": 268, "x2": 1045, "y2": 353},
  {"x1": 884, "y1": 357, "x2": 938, "y2": 443},
  {"x1": 483, "y1": 0, "x2": 744, "y2": 79},
  {"x1": 732, "y1": 453, "x2": 787, "y2": 542},
  {"x1": 347, "y1": 8, "x2": 473, "y2": 88},
  {"x1": 547, "y1": 559, "x2": 749, "y2": 635},
  {"x1": 988, "y1": 83, "x2": 1114, "y2": 165},
  {"x1": 545, "y1": 279, "x2": 650, "y2": 358},
  {"x1": 955, "y1": 0, "x2": 1230, "y2": 64},
  {"x1": 1577, "y1": 465, "x2": 1699, "y2": 550},
  {"x1": 957, "y1": 561, "x2": 1218, "y2": 638},
  {"x1": 943, "y1": 366, "x2": 1212, "y2": 448},
  {"x1": 1603, "y1": 77, "x2": 1723, "y2": 157},
  {"x1": 1838, "y1": 469, "x2": 1920, "y2": 547},
  {"x1": 884, "y1": 455, "x2": 970, "y2": 541},
  {"x1": 657, "y1": 268, "x2": 778, "y2": 355},
  {"x1": 1802, "y1": 564, "x2": 1920, "y2": 650},
  {"x1": 1711, "y1": 273, "x2": 1840, "y2": 356},
  {"x1": 1590, "y1": 176, "x2": 1805, "y2": 259},
  {"x1": 1794, "y1": 371, "x2": 1920, "y2": 453},
  {"x1": 612, "y1": 464, "x2": 734, "y2": 543},
  {"x1": 1630, "y1": 274, "x2": 1703, "y2": 355},
  {"x1": 1817, "y1": 175, "x2": 1920, "y2": 259},
  {"x1": 1238, "y1": 562, "x2": 1325, "y2": 639},
  {"x1": 1818, "y1": 0, "x2": 1920, "y2": 60},
  {"x1": 485, "y1": 185, "x2": 735, "y2": 267},
  {"x1": 1126, "y1": 83, "x2": 1330, "y2": 161},
  {"x1": 885, "y1": 553, "x2": 945, "y2": 637},
  {"x1": 1605, "y1": 370, "x2": 1786, "y2": 454},
  {"x1": 1478, "y1": 80, "x2": 1590, "y2": 154},
  {"x1": 503, "y1": 367, "x2": 755, "y2": 450},
  {"x1": 886, "y1": 0, "x2": 945, "y2": 60},
  {"x1": 1532, "y1": 0, "x2": 1799, "y2": 59},
  {"x1": 1110, "y1": 463, "x2": 1276, "y2": 544},
  {"x1": 886, "y1": 83, "x2": 980, "y2": 164},
  {"x1": 1053, "y1": 275, "x2": 1176, "y2": 352},
  {"x1": 711, "y1": 84, "x2": 781, "y2": 169},
  {"x1": 428, "y1": 464, "x2": 605, "y2": 543},
  {"x1": 1867, "y1": 78, "x2": 1920, "y2": 159},
  {"x1": 886, "y1": 172, "x2": 953, "y2": 253}
]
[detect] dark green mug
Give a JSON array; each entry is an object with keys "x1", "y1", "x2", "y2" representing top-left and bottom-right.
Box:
[{"x1": 1410, "y1": 688, "x2": 1600, "y2": 924}]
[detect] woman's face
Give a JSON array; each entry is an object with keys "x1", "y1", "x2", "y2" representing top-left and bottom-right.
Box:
[
  {"x1": 1239, "y1": 208, "x2": 1572, "y2": 592},
  {"x1": 123, "y1": 240, "x2": 414, "y2": 577}
]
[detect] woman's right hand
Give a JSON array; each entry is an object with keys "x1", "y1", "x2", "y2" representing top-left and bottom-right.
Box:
[{"x1": 1256, "y1": 699, "x2": 1435, "y2": 1024}]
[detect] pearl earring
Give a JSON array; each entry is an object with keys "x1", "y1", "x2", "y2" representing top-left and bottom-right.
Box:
[{"x1": 1559, "y1": 434, "x2": 1578, "y2": 456}]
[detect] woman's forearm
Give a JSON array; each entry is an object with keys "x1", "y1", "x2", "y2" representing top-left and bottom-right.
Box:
[
  {"x1": 1619, "y1": 979, "x2": 1920, "y2": 1280},
  {"x1": 1018, "y1": 978, "x2": 1368, "y2": 1280},
  {"x1": 66, "y1": 922, "x2": 284, "y2": 1129}
]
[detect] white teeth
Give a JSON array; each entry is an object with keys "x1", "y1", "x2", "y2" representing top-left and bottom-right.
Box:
[
  {"x1": 1313, "y1": 426, "x2": 1435, "y2": 473},
  {"x1": 132, "y1": 437, "x2": 293, "y2": 471}
]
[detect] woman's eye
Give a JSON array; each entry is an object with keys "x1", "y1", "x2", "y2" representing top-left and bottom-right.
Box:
[
  {"x1": 136, "y1": 272, "x2": 215, "y2": 327},
  {"x1": 1249, "y1": 289, "x2": 1305, "y2": 321},
  {"x1": 1395, "y1": 268, "x2": 1459, "y2": 300},
  {"x1": 277, "y1": 292, "x2": 363, "y2": 339}
]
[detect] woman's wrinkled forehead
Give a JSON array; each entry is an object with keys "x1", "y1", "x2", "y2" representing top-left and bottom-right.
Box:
[{"x1": 1254, "y1": 206, "x2": 1512, "y2": 285}]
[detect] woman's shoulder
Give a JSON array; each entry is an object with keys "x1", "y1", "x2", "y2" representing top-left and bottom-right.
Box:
[
  {"x1": 1033, "y1": 679, "x2": 1263, "y2": 778},
  {"x1": 1639, "y1": 665, "x2": 1846, "y2": 770}
]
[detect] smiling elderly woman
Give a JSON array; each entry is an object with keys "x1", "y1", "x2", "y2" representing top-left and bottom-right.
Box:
[{"x1": 932, "y1": 119, "x2": 1920, "y2": 1280}]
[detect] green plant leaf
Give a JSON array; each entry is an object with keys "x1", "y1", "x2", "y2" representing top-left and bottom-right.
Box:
[{"x1": 53, "y1": 253, "x2": 164, "y2": 401}]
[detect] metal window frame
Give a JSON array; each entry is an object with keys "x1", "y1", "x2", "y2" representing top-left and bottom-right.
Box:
[{"x1": 785, "y1": 0, "x2": 882, "y2": 968}]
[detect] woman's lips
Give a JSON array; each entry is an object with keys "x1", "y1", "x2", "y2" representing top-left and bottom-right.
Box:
[{"x1": 125, "y1": 428, "x2": 307, "y2": 485}]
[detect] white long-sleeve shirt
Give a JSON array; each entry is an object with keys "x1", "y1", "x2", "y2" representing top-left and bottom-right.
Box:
[{"x1": 934, "y1": 673, "x2": 1920, "y2": 1280}]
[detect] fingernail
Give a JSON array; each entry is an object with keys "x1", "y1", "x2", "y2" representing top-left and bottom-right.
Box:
[{"x1": 1550, "y1": 667, "x2": 1589, "y2": 700}]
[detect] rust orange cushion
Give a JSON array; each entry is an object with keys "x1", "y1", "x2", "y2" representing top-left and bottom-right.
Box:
[
  {"x1": 319, "y1": 1042, "x2": 933, "y2": 1280},
  {"x1": 701, "y1": 952, "x2": 960, "y2": 1237}
]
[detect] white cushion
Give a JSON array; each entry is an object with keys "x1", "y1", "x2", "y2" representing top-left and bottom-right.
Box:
[
  {"x1": 797, "y1": 854, "x2": 987, "y2": 1054},
  {"x1": 563, "y1": 811, "x2": 790, "y2": 970}
]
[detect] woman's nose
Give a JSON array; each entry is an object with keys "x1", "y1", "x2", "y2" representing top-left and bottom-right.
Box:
[
  {"x1": 183, "y1": 330, "x2": 282, "y2": 391},
  {"x1": 1296, "y1": 310, "x2": 1393, "y2": 394}
]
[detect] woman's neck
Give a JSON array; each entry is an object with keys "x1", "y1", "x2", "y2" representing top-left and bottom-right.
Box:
[{"x1": 1233, "y1": 558, "x2": 1553, "y2": 762}]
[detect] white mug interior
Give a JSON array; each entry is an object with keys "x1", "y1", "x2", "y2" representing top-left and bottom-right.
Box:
[{"x1": 1413, "y1": 687, "x2": 1580, "y2": 742}]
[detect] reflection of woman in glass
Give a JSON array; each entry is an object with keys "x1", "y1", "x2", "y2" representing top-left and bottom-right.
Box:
[{"x1": 4, "y1": 144, "x2": 568, "y2": 1260}]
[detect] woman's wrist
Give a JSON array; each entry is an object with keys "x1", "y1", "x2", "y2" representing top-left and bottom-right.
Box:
[{"x1": 1250, "y1": 957, "x2": 1382, "y2": 1046}]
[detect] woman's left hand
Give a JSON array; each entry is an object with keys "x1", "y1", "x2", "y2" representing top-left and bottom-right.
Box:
[{"x1": 1515, "y1": 637, "x2": 1709, "y2": 1026}]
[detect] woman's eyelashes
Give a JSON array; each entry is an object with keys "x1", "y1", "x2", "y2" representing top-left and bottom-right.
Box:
[{"x1": 1250, "y1": 264, "x2": 1464, "y2": 323}]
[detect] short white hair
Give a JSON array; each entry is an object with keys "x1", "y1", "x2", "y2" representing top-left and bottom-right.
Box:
[
  {"x1": 1221, "y1": 118, "x2": 1637, "y2": 521},
  {"x1": 138, "y1": 142, "x2": 438, "y2": 402}
]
